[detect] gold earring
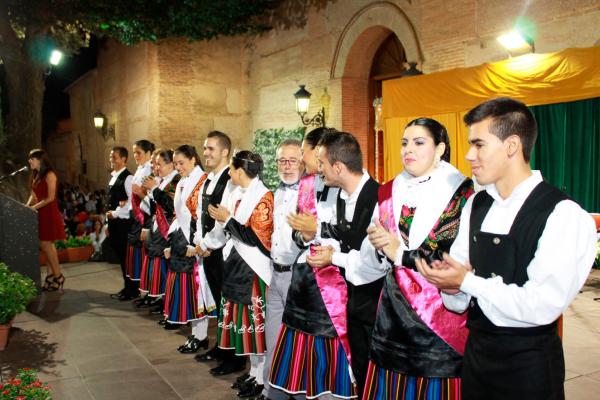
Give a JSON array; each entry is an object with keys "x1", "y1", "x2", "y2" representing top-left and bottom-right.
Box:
[{"x1": 434, "y1": 156, "x2": 440, "y2": 168}]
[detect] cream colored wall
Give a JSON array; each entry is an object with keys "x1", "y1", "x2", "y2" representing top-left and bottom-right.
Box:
[{"x1": 64, "y1": 0, "x2": 599, "y2": 188}]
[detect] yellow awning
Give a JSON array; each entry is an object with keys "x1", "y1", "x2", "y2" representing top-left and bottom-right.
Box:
[{"x1": 381, "y1": 46, "x2": 600, "y2": 181}]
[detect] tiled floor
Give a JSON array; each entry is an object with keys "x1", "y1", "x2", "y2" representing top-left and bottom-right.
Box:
[{"x1": 2, "y1": 261, "x2": 600, "y2": 399}]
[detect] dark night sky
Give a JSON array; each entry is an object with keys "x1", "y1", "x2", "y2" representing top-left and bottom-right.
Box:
[{"x1": 42, "y1": 37, "x2": 99, "y2": 138}]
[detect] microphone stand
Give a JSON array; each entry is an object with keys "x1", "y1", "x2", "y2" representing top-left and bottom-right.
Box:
[{"x1": 0, "y1": 168, "x2": 29, "y2": 184}]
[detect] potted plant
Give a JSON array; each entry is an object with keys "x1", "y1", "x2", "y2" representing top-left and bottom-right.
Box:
[
  {"x1": 0, "y1": 368, "x2": 52, "y2": 399},
  {"x1": 63, "y1": 236, "x2": 94, "y2": 262},
  {"x1": 0, "y1": 263, "x2": 37, "y2": 350}
]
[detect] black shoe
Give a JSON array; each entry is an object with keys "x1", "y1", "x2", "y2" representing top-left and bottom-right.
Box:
[
  {"x1": 117, "y1": 292, "x2": 136, "y2": 301},
  {"x1": 150, "y1": 305, "x2": 164, "y2": 315},
  {"x1": 178, "y1": 336, "x2": 209, "y2": 354},
  {"x1": 210, "y1": 361, "x2": 246, "y2": 376},
  {"x1": 149, "y1": 297, "x2": 163, "y2": 307},
  {"x1": 231, "y1": 373, "x2": 251, "y2": 389},
  {"x1": 158, "y1": 318, "x2": 167, "y2": 326},
  {"x1": 135, "y1": 296, "x2": 152, "y2": 308},
  {"x1": 194, "y1": 347, "x2": 220, "y2": 362},
  {"x1": 163, "y1": 321, "x2": 180, "y2": 330},
  {"x1": 237, "y1": 382, "x2": 264, "y2": 398},
  {"x1": 232, "y1": 375, "x2": 254, "y2": 390},
  {"x1": 109, "y1": 289, "x2": 126, "y2": 300}
]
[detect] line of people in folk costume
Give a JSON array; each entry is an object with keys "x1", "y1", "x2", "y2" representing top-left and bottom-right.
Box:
[{"x1": 104, "y1": 98, "x2": 597, "y2": 400}]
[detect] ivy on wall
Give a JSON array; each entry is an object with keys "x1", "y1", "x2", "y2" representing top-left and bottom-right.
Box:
[{"x1": 252, "y1": 126, "x2": 305, "y2": 190}]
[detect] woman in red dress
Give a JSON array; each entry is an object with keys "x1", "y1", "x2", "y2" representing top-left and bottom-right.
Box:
[{"x1": 26, "y1": 149, "x2": 67, "y2": 291}]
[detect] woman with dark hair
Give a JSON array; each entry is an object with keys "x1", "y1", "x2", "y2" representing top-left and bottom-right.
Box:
[
  {"x1": 343, "y1": 117, "x2": 474, "y2": 399},
  {"x1": 126, "y1": 139, "x2": 155, "y2": 298},
  {"x1": 208, "y1": 150, "x2": 274, "y2": 396},
  {"x1": 139, "y1": 149, "x2": 180, "y2": 313},
  {"x1": 163, "y1": 145, "x2": 216, "y2": 349},
  {"x1": 26, "y1": 149, "x2": 67, "y2": 290}
]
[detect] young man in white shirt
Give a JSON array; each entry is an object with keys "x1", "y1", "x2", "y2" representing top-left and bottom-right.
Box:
[
  {"x1": 106, "y1": 146, "x2": 134, "y2": 300},
  {"x1": 415, "y1": 97, "x2": 597, "y2": 400}
]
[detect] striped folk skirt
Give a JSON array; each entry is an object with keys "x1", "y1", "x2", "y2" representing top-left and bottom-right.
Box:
[
  {"x1": 163, "y1": 265, "x2": 217, "y2": 324},
  {"x1": 269, "y1": 324, "x2": 357, "y2": 399},
  {"x1": 125, "y1": 244, "x2": 145, "y2": 281},
  {"x1": 217, "y1": 276, "x2": 267, "y2": 356},
  {"x1": 363, "y1": 361, "x2": 461, "y2": 400},
  {"x1": 139, "y1": 255, "x2": 168, "y2": 297}
]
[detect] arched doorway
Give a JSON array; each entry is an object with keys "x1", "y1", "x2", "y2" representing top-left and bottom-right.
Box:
[
  {"x1": 368, "y1": 33, "x2": 407, "y2": 181},
  {"x1": 331, "y1": 1, "x2": 423, "y2": 181}
]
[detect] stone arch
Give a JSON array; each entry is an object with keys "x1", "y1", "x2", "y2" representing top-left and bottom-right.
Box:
[
  {"x1": 331, "y1": 1, "x2": 423, "y2": 79},
  {"x1": 331, "y1": 1, "x2": 423, "y2": 178}
]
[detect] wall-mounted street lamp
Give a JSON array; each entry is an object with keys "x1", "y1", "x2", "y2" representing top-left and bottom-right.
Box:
[
  {"x1": 93, "y1": 111, "x2": 115, "y2": 141},
  {"x1": 294, "y1": 85, "x2": 329, "y2": 127}
]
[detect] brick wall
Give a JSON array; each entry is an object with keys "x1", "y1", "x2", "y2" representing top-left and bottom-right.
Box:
[{"x1": 65, "y1": 0, "x2": 599, "y2": 187}]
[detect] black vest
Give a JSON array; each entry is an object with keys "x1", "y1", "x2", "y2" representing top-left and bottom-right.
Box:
[
  {"x1": 468, "y1": 181, "x2": 568, "y2": 334},
  {"x1": 200, "y1": 168, "x2": 230, "y2": 238},
  {"x1": 336, "y1": 178, "x2": 384, "y2": 324},
  {"x1": 107, "y1": 169, "x2": 131, "y2": 210}
]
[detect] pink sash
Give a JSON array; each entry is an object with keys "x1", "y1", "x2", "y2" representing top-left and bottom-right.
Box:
[
  {"x1": 378, "y1": 180, "x2": 468, "y2": 355},
  {"x1": 297, "y1": 174, "x2": 354, "y2": 369},
  {"x1": 131, "y1": 194, "x2": 145, "y2": 225}
]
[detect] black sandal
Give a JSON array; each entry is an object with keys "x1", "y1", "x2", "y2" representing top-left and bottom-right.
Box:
[
  {"x1": 47, "y1": 274, "x2": 65, "y2": 291},
  {"x1": 42, "y1": 274, "x2": 55, "y2": 291}
]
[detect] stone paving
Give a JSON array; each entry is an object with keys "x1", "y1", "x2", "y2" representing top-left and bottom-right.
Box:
[{"x1": 2, "y1": 261, "x2": 600, "y2": 399}]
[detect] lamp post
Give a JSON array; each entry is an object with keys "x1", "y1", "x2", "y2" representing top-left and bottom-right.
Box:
[{"x1": 294, "y1": 85, "x2": 326, "y2": 127}]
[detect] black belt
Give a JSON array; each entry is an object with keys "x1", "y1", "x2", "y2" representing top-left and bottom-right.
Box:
[{"x1": 273, "y1": 262, "x2": 292, "y2": 272}]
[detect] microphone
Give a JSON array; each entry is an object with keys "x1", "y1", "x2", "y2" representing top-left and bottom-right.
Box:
[
  {"x1": 9, "y1": 166, "x2": 29, "y2": 176},
  {"x1": 0, "y1": 166, "x2": 29, "y2": 183}
]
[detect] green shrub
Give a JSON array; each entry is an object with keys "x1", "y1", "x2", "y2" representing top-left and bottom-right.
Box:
[
  {"x1": 252, "y1": 127, "x2": 305, "y2": 190},
  {"x1": 55, "y1": 236, "x2": 92, "y2": 250},
  {"x1": 0, "y1": 263, "x2": 37, "y2": 325}
]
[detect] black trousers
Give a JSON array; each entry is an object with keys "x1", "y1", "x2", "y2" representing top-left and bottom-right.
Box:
[
  {"x1": 348, "y1": 318, "x2": 374, "y2": 399},
  {"x1": 462, "y1": 329, "x2": 565, "y2": 400},
  {"x1": 203, "y1": 248, "x2": 239, "y2": 363},
  {"x1": 107, "y1": 218, "x2": 133, "y2": 293},
  {"x1": 203, "y1": 248, "x2": 224, "y2": 313}
]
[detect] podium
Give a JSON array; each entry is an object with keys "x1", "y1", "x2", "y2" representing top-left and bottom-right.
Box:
[{"x1": 0, "y1": 194, "x2": 40, "y2": 287}]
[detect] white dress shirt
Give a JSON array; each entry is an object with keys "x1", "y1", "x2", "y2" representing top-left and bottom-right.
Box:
[
  {"x1": 132, "y1": 161, "x2": 153, "y2": 215},
  {"x1": 108, "y1": 167, "x2": 133, "y2": 219},
  {"x1": 271, "y1": 183, "x2": 301, "y2": 266},
  {"x1": 193, "y1": 165, "x2": 235, "y2": 251},
  {"x1": 442, "y1": 171, "x2": 597, "y2": 328},
  {"x1": 330, "y1": 172, "x2": 371, "y2": 267}
]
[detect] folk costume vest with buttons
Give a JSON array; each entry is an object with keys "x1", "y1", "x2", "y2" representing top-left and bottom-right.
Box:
[
  {"x1": 107, "y1": 169, "x2": 131, "y2": 211},
  {"x1": 200, "y1": 168, "x2": 230, "y2": 238},
  {"x1": 468, "y1": 181, "x2": 568, "y2": 334},
  {"x1": 463, "y1": 181, "x2": 568, "y2": 400},
  {"x1": 330, "y1": 178, "x2": 382, "y2": 324}
]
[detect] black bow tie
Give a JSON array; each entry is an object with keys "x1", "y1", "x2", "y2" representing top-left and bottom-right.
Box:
[{"x1": 279, "y1": 181, "x2": 299, "y2": 190}]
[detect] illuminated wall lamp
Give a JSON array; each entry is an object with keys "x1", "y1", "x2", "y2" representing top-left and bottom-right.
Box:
[
  {"x1": 497, "y1": 30, "x2": 535, "y2": 55},
  {"x1": 93, "y1": 111, "x2": 115, "y2": 141}
]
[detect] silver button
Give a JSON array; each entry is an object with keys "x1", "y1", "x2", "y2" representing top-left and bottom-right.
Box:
[
  {"x1": 470, "y1": 300, "x2": 475, "y2": 308},
  {"x1": 473, "y1": 236, "x2": 477, "y2": 242},
  {"x1": 493, "y1": 237, "x2": 501, "y2": 245}
]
